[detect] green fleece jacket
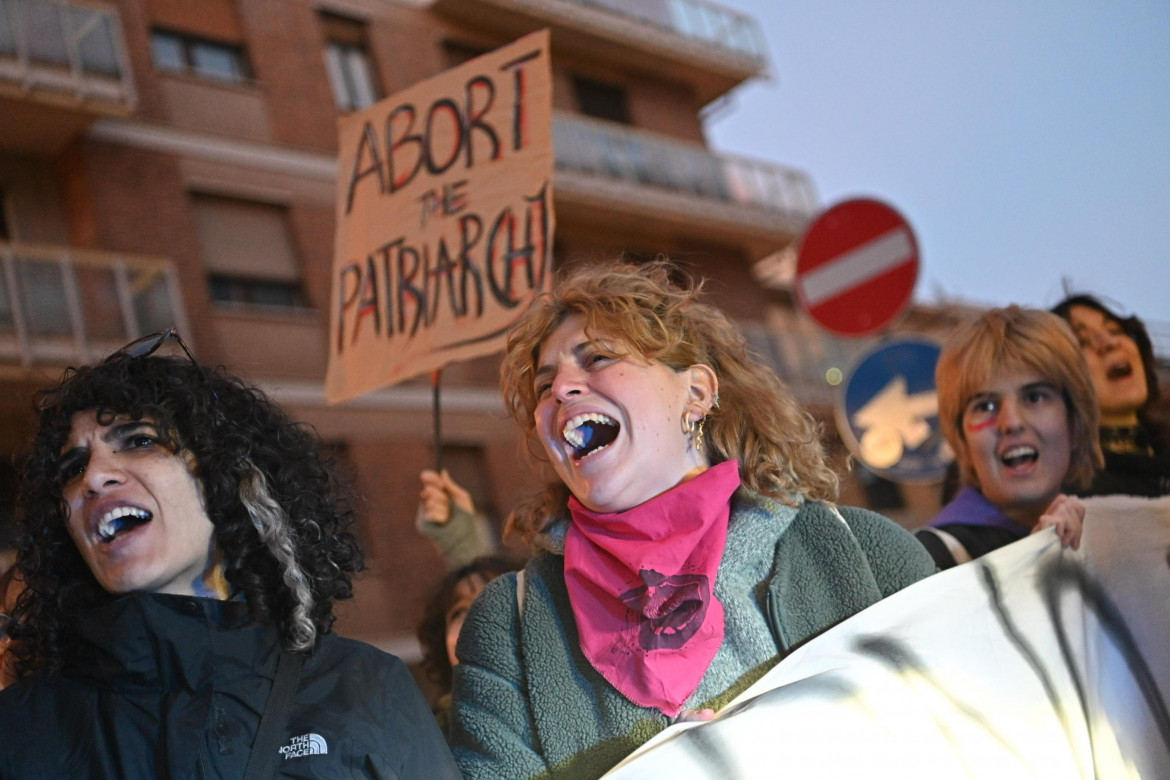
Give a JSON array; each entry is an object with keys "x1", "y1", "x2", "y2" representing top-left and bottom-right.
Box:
[{"x1": 450, "y1": 492, "x2": 936, "y2": 779}]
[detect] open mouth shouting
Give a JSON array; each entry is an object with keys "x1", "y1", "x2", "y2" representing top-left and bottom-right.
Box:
[
  {"x1": 1105, "y1": 360, "x2": 1133, "y2": 382},
  {"x1": 562, "y1": 413, "x2": 620, "y2": 461},
  {"x1": 96, "y1": 506, "x2": 153, "y2": 543},
  {"x1": 1000, "y1": 444, "x2": 1038, "y2": 470}
]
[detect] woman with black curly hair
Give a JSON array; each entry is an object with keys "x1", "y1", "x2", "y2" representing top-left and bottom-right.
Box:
[{"x1": 0, "y1": 331, "x2": 458, "y2": 779}]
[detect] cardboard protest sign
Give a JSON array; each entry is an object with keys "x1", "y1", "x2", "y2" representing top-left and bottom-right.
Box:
[
  {"x1": 605, "y1": 495, "x2": 1170, "y2": 779},
  {"x1": 326, "y1": 30, "x2": 554, "y2": 404}
]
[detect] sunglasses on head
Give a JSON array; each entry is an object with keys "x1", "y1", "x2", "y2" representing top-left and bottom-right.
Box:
[{"x1": 104, "y1": 328, "x2": 197, "y2": 365}]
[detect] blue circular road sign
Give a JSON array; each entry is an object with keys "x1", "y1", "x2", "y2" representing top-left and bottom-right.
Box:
[{"x1": 836, "y1": 336, "x2": 951, "y2": 483}]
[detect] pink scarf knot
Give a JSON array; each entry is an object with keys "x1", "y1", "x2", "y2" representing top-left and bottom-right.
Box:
[{"x1": 564, "y1": 460, "x2": 741, "y2": 715}]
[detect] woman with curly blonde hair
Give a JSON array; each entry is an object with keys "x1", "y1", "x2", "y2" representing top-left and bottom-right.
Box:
[{"x1": 450, "y1": 260, "x2": 934, "y2": 779}]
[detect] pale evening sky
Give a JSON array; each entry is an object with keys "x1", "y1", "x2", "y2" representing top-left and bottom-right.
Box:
[{"x1": 704, "y1": 0, "x2": 1170, "y2": 347}]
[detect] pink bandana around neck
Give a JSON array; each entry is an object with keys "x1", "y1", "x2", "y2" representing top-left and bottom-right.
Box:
[{"x1": 564, "y1": 460, "x2": 741, "y2": 716}]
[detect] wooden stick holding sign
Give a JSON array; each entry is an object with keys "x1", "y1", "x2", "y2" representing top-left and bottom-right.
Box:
[
  {"x1": 432, "y1": 369, "x2": 442, "y2": 473},
  {"x1": 326, "y1": 30, "x2": 555, "y2": 405}
]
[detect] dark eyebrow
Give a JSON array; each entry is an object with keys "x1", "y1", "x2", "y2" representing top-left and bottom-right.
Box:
[
  {"x1": 532, "y1": 364, "x2": 554, "y2": 387},
  {"x1": 573, "y1": 339, "x2": 606, "y2": 357},
  {"x1": 534, "y1": 340, "x2": 594, "y2": 383},
  {"x1": 1021, "y1": 381, "x2": 1058, "y2": 394},
  {"x1": 101, "y1": 420, "x2": 155, "y2": 443},
  {"x1": 59, "y1": 419, "x2": 156, "y2": 458},
  {"x1": 56, "y1": 446, "x2": 87, "y2": 475}
]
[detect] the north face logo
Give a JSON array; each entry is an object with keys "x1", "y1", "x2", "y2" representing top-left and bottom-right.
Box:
[{"x1": 279, "y1": 733, "x2": 328, "y2": 759}]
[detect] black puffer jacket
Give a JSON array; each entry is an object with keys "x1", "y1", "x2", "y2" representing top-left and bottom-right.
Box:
[{"x1": 0, "y1": 592, "x2": 459, "y2": 779}]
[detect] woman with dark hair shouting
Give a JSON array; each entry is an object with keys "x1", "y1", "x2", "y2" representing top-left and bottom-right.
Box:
[
  {"x1": 1052, "y1": 294, "x2": 1170, "y2": 497},
  {"x1": 0, "y1": 331, "x2": 458, "y2": 779}
]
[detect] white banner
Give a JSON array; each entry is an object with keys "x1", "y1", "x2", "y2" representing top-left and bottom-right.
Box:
[{"x1": 606, "y1": 495, "x2": 1170, "y2": 779}]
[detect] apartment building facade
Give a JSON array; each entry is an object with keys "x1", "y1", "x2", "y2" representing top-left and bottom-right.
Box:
[{"x1": 1, "y1": 0, "x2": 937, "y2": 650}]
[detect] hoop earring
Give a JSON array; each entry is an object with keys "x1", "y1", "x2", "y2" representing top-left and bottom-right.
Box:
[{"x1": 683, "y1": 411, "x2": 696, "y2": 435}]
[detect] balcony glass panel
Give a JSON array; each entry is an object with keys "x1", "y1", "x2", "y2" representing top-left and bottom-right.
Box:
[
  {"x1": 560, "y1": 0, "x2": 765, "y2": 60},
  {"x1": 555, "y1": 116, "x2": 729, "y2": 200},
  {"x1": 554, "y1": 115, "x2": 817, "y2": 216},
  {"x1": 722, "y1": 155, "x2": 819, "y2": 215},
  {"x1": 0, "y1": 269, "x2": 12, "y2": 331},
  {"x1": 15, "y1": 258, "x2": 69, "y2": 337},
  {"x1": 669, "y1": 0, "x2": 765, "y2": 57},
  {"x1": 70, "y1": 6, "x2": 120, "y2": 77},
  {"x1": 23, "y1": 0, "x2": 69, "y2": 66},
  {"x1": 590, "y1": 0, "x2": 672, "y2": 27},
  {"x1": 130, "y1": 269, "x2": 176, "y2": 335},
  {"x1": 73, "y1": 264, "x2": 124, "y2": 340},
  {"x1": 0, "y1": 3, "x2": 15, "y2": 56},
  {"x1": 1, "y1": 243, "x2": 186, "y2": 365},
  {"x1": 1, "y1": 0, "x2": 130, "y2": 105}
]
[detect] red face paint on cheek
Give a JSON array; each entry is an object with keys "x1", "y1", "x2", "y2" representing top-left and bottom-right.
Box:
[{"x1": 966, "y1": 416, "x2": 997, "y2": 433}]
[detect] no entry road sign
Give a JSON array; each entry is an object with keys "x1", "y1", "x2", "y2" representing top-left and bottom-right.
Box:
[{"x1": 795, "y1": 198, "x2": 919, "y2": 338}]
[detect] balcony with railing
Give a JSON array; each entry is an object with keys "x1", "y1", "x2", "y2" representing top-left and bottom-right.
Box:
[
  {"x1": 0, "y1": 242, "x2": 189, "y2": 369},
  {"x1": 430, "y1": 0, "x2": 769, "y2": 104},
  {"x1": 553, "y1": 113, "x2": 819, "y2": 250},
  {"x1": 557, "y1": 0, "x2": 765, "y2": 61},
  {"x1": 0, "y1": 0, "x2": 135, "y2": 152}
]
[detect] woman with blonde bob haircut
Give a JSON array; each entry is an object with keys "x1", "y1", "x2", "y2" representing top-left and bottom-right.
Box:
[
  {"x1": 451, "y1": 260, "x2": 935, "y2": 779},
  {"x1": 918, "y1": 306, "x2": 1102, "y2": 569}
]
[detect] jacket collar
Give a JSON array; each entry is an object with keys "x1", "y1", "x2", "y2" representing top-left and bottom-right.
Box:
[
  {"x1": 930, "y1": 486, "x2": 1031, "y2": 536},
  {"x1": 69, "y1": 592, "x2": 280, "y2": 695},
  {"x1": 535, "y1": 487, "x2": 800, "y2": 557}
]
